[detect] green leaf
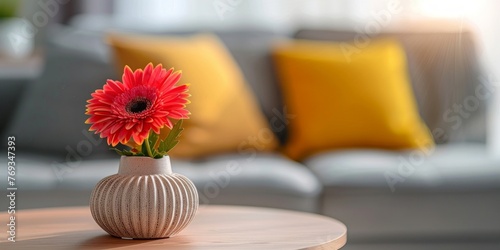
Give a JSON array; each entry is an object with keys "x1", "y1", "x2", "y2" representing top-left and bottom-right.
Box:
[
  {"x1": 110, "y1": 148, "x2": 122, "y2": 155},
  {"x1": 141, "y1": 141, "x2": 149, "y2": 156},
  {"x1": 149, "y1": 131, "x2": 159, "y2": 149},
  {"x1": 147, "y1": 131, "x2": 160, "y2": 157},
  {"x1": 109, "y1": 148, "x2": 134, "y2": 156},
  {"x1": 164, "y1": 140, "x2": 179, "y2": 153},
  {"x1": 158, "y1": 120, "x2": 184, "y2": 155}
]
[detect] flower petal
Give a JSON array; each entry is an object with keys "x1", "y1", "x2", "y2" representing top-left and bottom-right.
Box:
[
  {"x1": 142, "y1": 63, "x2": 154, "y2": 86},
  {"x1": 85, "y1": 63, "x2": 190, "y2": 148},
  {"x1": 122, "y1": 65, "x2": 135, "y2": 85}
]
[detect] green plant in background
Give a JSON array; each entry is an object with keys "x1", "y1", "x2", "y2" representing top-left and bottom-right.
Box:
[{"x1": 0, "y1": 0, "x2": 18, "y2": 19}]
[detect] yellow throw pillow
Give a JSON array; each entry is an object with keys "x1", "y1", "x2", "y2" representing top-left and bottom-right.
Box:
[
  {"x1": 107, "y1": 33, "x2": 278, "y2": 158},
  {"x1": 273, "y1": 38, "x2": 434, "y2": 161}
]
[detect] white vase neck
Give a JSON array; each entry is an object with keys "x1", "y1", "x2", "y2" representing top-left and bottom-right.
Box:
[{"x1": 118, "y1": 156, "x2": 172, "y2": 175}]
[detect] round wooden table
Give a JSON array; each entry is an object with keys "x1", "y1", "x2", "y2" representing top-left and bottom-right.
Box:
[{"x1": 1, "y1": 205, "x2": 347, "y2": 249}]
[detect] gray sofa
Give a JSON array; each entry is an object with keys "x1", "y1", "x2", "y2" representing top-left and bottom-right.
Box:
[{"x1": 1, "y1": 25, "x2": 500, "y2": 250}]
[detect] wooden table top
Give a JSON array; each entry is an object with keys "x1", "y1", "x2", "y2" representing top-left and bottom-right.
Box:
[{"x1": 1, "y1": 205, "x2": 347, "y2": 250}]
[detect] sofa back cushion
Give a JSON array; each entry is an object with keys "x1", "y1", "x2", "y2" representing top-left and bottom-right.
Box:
[
  {"x1": 167, "y1": 30, "x2": 289, "y2": 144},
  {"x1": 295, "y1": 29, "x2": 488, "y2": 144},
  {"x1": 107, "y1": 33, "x2": 279, "y2": 158},
  {"x1": 273, "y1": 38, "x2": 434, "y2": 160},
  {"x1": 2, "y1": 27, "x2": 289, "y2": 159},
  {"x1": 155, "y1": 30, "x2": 289, "y2": 143},
  {"x1": 3, "y1": 40, "x2": 118, "y2": 159}
]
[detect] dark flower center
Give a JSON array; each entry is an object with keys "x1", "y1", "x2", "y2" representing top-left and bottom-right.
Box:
[{"x1": 127, "y1": 97, "x2": 151, "y2": 114}]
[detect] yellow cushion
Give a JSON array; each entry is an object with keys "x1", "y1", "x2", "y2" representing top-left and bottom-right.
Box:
[
  {"x1": 273, "y1": 38, "x2": 434, "y2": 160},
  {"x1": 107, "y1": 33, "x2": 278, "y2": 158}
]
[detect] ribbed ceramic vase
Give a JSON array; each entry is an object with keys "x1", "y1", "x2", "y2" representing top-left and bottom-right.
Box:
[{"x1": 90, "y1": 156, "x2": 198, "y2": 239}]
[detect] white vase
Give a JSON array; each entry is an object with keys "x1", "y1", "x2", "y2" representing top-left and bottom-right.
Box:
[{"x1": 89, "y1": 156, "x2": 198, "y2": 239}]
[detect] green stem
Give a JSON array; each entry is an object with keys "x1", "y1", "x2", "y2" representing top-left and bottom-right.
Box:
[{"x1": 144, "y1": 136, "x2": 154, "y2": 158}]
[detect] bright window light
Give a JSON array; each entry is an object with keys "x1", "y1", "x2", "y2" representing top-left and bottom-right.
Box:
[{"x1": 414, "y1": 0, "x2": 469, "y2": 18}]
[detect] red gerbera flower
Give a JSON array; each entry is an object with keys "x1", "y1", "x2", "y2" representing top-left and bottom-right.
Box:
[{"x1": 85, "y1": 63, "x2": 190, "y2": 147}]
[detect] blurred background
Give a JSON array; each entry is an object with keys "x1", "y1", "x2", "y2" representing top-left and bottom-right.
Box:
[
  {"x1": 1, "y1": 1, "x2": 500, "y2": 250},
  {"x1": 2, "y1": 0, "x2": 500, "y2": 153}
]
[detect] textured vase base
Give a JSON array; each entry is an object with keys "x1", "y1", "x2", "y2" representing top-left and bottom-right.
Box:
[
  {"x1": 90, "y1": 156, "x2": 199, "y2": 239},
  {"x1": 118, "y1": 236, "x2": 170, "y2": 240}
]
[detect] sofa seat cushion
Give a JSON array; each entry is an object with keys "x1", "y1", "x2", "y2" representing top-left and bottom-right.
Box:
[
  {"x1": 3, "y1": 153, "x2": 322, "y2": 212},
  {"x1": 304, "y1": 143, "x2": 500, "y2": 240},
  {"x1": 305, "y1": 143, "x2": 500, "y2": 191},
  {"x1": 0, "y1": 153, "x2": 62, "y2": 190}
]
